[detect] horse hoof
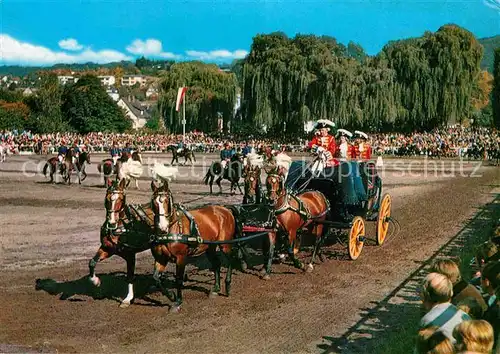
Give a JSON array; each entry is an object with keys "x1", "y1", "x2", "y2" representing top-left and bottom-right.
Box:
[
  {"x1": 306, "y1": 264, "x2": 314, "y2": 273},
  {"x1": 240, "y1": 262, "x2": 248, "y2": 272},
  {"x1": 261, "y1": 274, "x2": 271, "y2": 281},
  {"x1": 209, "y1": 291, "x2": 219, "y2": 299},
  {"x1": 169, "y1": 305, "x2": 181, "y2": 313},
  {"x1": 119, "y1": 301, "x2": 130, "y2": 308}
]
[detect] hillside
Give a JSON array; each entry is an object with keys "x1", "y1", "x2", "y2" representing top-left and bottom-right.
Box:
[{"x1": 479, "y1": 35, "x2": 500, "y2": 72}]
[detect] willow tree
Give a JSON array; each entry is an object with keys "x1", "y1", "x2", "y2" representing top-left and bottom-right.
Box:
[
  {"x1": 242, "y1": 24, "x2": 483, "y2": 133},
  {"x1": 158, "y1": 61, "x2": 238, "y2": 133}
]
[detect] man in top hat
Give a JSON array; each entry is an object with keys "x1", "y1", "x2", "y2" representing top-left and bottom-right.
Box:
[
  {"x1": 220, "y1": 142, "x2": 235, "y2": 170},
  {"x1": 307, "y1": 120, "x2": 337, "y2": 167},
  {"x1": 354, "y1": 131, "x2": 372, "y2": 161}
]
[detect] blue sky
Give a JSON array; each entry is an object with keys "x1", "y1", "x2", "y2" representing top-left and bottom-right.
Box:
[{"x1": 0, "y1": 0, "x2": 498, "y2": 66}]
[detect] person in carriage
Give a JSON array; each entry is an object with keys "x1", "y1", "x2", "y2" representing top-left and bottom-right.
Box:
[{"x1": 307, "y1": 119, "x2": 338, "y2": 167}]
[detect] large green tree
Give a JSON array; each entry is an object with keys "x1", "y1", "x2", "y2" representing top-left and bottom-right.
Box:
[
  {"x1": 493, "y1": 48, "x2": 500, "y2": 128},
  {"x1": 61, "y1": 74, "x2": 131, "y2": 132},
  {"x1": 158, "y1": 61, "x2": 238, "y2": 133},
  {"x1": 241, "y1": 25, "x2": 483, "y2": 133}
]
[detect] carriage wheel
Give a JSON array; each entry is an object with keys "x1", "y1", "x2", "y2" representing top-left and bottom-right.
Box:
[
  {"x1": 348, "y1": 216, "x2": 365, "y2": 260},
  {"x1": 376, "y1": 194, "x2": 391, "y2": 245}
]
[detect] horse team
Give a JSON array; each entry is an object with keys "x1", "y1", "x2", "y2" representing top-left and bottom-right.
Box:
[{"x1": 88, "y1": 153, "x2": 332, "y2": 312}]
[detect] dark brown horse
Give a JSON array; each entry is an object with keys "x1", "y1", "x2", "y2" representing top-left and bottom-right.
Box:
[
  {"x1": 97, "y1": 150, "x2": 142, "y2": 187},
  {"x1": 264, "y1": 165, "x2": 330, "y2": 276},
  {"x1": 88, "y1": 178, "x2": 155, "y2": 307},
  {"x1": 242, "y1": 163, "x2": 263, "y2": 205},
  {"x1": 43, "y1": 150, "x2": 90, "y2": 184},
  {"x1": 150, "y1": 177, "x2": 240, "y2": 313}
]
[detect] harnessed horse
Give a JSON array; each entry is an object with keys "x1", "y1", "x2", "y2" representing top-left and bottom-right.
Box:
[
  {"x1": 98, "y1": 151, "x2": 142, "y2": 188},
  {"x1": 167, "y1": 145, "x2": 196, "y2": 166},
  {"x1": 150, "y1": 171, "x2": 240, "y2": 313},
  {"x1": 242, "y1": 163, "x2": 263, "y2": 205},
  {"x1": 88, "y1": 178, "x2": 156, "y2": 307},
  {"x1": 264, "y1": 164, "x2": 330, "y2": 276},
  {"x1": 203, "y1": 153, "x2": 244, "y2": 194}
]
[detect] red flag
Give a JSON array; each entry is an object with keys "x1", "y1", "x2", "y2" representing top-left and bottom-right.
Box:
[{"x1": 175, "y1": 87, "x2": 187, "y2": 112}]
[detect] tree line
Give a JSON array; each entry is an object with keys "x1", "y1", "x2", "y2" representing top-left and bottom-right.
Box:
[{"x1": 0, "y1": 74, "x2": 131, "y2": 133}]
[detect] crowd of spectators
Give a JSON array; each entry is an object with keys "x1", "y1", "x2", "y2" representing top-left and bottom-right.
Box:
[
  {"x1": 416, "y1": 222, "x2": 500, "y2": 353},
  {"x1": 0, "y1": 126, "x2": 499, "y2": 159}
]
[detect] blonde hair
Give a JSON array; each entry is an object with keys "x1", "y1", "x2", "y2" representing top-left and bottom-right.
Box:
[
  {"x1": 416, "y1": 326, "x2": 454, "y2": 354},
  {"x1": 421, "y1": 273, "x2": 453, "y2": 304},
  {"x1": 456, "y1": 297, "x2": 484, "y2": 319},
  {"x1": 430, "y1": 259, "x2": 462, "y2": 285},
  {"x1": 453, "y1": 320, "x2": 494, "y2": 354}
]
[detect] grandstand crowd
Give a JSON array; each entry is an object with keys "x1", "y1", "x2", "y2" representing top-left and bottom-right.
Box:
[
  {"x1": 416, "y1": 223, "x2": 500, "y2": 353},
  {"x1": 0, "y1": 126, "x2": 499, "y2": 159}
]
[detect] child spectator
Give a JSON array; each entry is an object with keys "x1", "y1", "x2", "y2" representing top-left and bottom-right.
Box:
[
  {"x1": 453, "y1": 320, "x2": 494, "y2": 354},
  {"x1": 416, "y1": 326, "x2": 455, "y2": 354}
]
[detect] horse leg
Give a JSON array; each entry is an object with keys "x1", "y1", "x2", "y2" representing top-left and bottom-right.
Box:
[
  {"x1": 170, "y1": 256, "x2": 186, "y2": 313},
  {"x1": 206, "y1": 246, "x2": 221, "y2": 297},
  {"x1": 135, "y1": 178, "x2": 140, "y2": 190},
  {"x1": 223, "y1": 250, "x2": 234, "y2": 296},
  {"x1": 152, "y1": 261, "x2": 175, "y2": 304},
  {"x1": 88, "y1": 247, "x2": 111, "y2": 287},
  {"x1": 261, "y1": 232, "x2": 276, "y2": 280},
  {"x1": 216, "y1": 177, "x2": 223, "y2": 194},
  {"x1": 287, "y1": 230, "x2": 304, "y2": 270},
  {"x1": 307, "y1": 222, "x2": 325, "y2": 272},
  {"x1": 236, "y1": 181, "x2": 243, "y2": 195},
  {"x1": 119, "y1": 252, "x2": 136, "y2": 308}
]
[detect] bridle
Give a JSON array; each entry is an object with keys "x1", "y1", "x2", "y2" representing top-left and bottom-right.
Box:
[
  {"x1": 266, "y1": 172, "x2": 286, "y2": 207},
  {"x1": 151, "y1": 189, "x2": 175, "y2": 232},
  {"x1": 244, "y1": 167, "x2": 260, "y2": 199},
  {"x1": 105, "y1": 187, "x2": 126, "y2": 230}
]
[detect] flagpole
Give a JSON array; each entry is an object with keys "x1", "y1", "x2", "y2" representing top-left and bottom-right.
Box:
[{"x1": 182, "y1": 85, "x2": 186, "y2": 143}]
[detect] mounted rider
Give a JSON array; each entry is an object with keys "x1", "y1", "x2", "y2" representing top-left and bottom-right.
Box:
[
  {"x1": 307, "y1": 119, "x2": 338, "y2": 167},
  {"x1": 220, "y1": 142, "x2": 235, "y2": 170},
  {"x1": 110, "y1": 142, "x2": 121, "y2": 166},
  {"x1": 57, "y1": 139, "x2": 68, "y2": 172},
  {"x1": 176, "y1": 139, "x2": 184, "y2": 154},
  {"x1": 121, "y1": 142, "x2": 133, "y2": 160}
]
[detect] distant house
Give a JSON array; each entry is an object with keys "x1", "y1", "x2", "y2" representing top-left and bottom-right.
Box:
[
  {"x1": 58, "y1": 76, "x2": 78, "y2": 85},
  {"x1": 145, "y1": 86, "x2": 158, "y2": 99},
  {"x1": 106, "y1": 87, "x2": 120, "y2": 102},
  {"x1": 121, "y1": 75, "x2": 146, "y2": 87},
  {"x1": 98, "y1": 75, "x2": 116, "y2": 87},
  {"x1": 117, "y1": 97, "x2": 151, "y2": 129},
  {"x1": 22, "y1": 88, "x2": 38, "y2": 96}
]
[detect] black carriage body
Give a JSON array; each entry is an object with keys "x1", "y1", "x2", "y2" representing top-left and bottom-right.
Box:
[{"x1": 285, "y1": 160, "x2": 382, "y2": 226}]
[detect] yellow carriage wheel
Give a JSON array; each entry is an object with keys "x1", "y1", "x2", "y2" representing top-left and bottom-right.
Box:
[
  {"x1": 376, "y1": 194, "x2": 391, "y2": 245},
  {"x1": 348, "y1": 216, "x2": 365, "y2": 260}
]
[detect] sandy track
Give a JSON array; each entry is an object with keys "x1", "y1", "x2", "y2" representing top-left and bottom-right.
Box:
[{"x1": 0, "y1": 154, "x2": 498, "y2": 353}]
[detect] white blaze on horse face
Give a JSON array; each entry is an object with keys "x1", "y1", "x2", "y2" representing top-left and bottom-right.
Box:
[
  {"x1": 156, "y1": 196, "x2": 169, "y2": 232},
  {"x1": 109, "y1": 194, "x2": 118, "y2": 224}
]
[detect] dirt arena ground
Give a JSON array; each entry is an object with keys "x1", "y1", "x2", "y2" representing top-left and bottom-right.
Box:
[{"x1": 0, "y1": 153, "x2": 498, "y2": 353}]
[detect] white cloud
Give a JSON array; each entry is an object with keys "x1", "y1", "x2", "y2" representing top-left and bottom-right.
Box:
[
  {"x1": 483, "y1": 0, "x2": 500, "y2": 11},
  {"x1": 126, "y1": 38, "x2": 181, "y2": 59},
  {"x1": 58, "y1": 38, "x2": 83, "y2": 51},
  {"x1": 0, "y1": 34, "x2": 132, "y2": 65},
  {"x1": 186, "y1": 49, "x2": 248, "y2": 60}
]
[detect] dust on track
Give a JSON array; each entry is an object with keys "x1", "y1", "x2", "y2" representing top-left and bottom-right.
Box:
[{"x1": 0, "y1": 154, "x2": 498, "y2": 353}]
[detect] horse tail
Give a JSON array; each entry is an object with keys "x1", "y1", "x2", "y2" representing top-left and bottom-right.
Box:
[
  {"x1": 192, "y1": 151, "x2": 196, "y2": 162},
  {"x1": 43, "y1": 162, "x2": 49, "y2": 176}
]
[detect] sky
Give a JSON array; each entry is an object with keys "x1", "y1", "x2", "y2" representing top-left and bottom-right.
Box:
[{"x1": 0, "y1": 0, "x2": 498, "y2": 66}]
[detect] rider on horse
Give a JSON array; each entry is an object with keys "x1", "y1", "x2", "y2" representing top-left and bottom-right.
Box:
[
  {"x1": 176, "y1": 139, "x2": 184, "y2": 154},
  {"x1": 122, "y1": 142, "x2": 133, "y2": 158},
  {"x1": 110, "y1": 142, "x2": 121, "y2": 166},
  {"x1": 307, "y1": 119, "x2": 338, "y2": 167},
  {"x1": 57, "y1": 140, "x2": 68, "y2": 171},
  {"x1": 220, "y1": 142, "x2": 235, "y2": 170}
]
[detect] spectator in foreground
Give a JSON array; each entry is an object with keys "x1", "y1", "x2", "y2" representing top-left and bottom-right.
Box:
[
  {"x1": 457, "y1": 298, "x2": 485, "y2": 320},
  {"x1": 420, "y1": 272, "x2": 471, "y2": 343},
  {"x1": 430, "y1": 259, "x2": 488, "y2": 315},
  {"x1": 453, "y1": 320, "x2": 494, "y2": 354},
  {"x1": 481, "y1": 261, "x2": 500, "y2": 347},
  {"x1": 416, "y1": 326, "x2": 454, "y2": 354}
]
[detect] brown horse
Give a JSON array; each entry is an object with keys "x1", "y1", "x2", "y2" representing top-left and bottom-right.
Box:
[
  {"x1": 150, "y1": 177, "x2": 240, "y2": 313},
  {"x1": 97, "y1": 151, "x2": 142, "y2": 187},
  {"x1": 88, "y1": 178, "x2": 155, "y2": 307},
  {"x1": 264, "y1": 165, "x2": 330, "y2": 275},
  {"x1": 242, "y1": 163, "x2": 263, "y2": 205}
]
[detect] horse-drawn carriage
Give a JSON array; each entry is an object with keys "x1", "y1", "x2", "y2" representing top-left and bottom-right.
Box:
[{"x1": 236, "y1": 154, "x2": 392, "y2": 263}]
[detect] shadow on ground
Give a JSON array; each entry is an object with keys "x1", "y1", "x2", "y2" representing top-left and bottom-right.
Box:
[{"x1": 317, "y1": 194, "x2": 500, "y2": 354}]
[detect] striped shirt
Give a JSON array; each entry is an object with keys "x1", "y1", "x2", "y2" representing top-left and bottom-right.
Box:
[{"x1": 420, "y1": 302, "x2": 471, "y2": 343}]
